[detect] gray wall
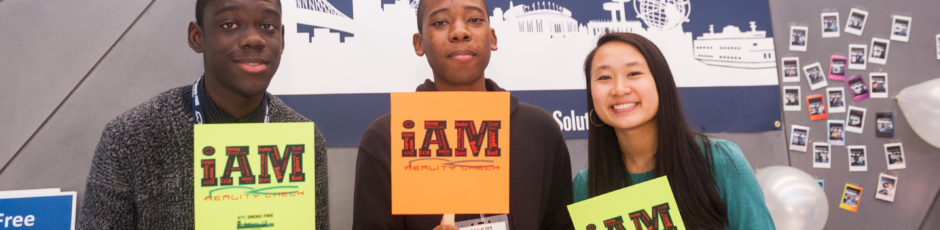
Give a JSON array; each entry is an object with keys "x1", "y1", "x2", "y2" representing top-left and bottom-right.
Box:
[{"x1": 0, "y1": 0, "x2": 936, "y2": 229}]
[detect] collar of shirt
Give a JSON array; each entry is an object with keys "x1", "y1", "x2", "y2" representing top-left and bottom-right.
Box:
[{"x1": 196, "y1": 76, "x2": 268, "y2": 124}]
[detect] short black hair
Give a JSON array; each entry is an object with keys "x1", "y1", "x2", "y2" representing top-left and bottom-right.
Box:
[
  {"x1": 196, "y1": 0, "x2": 210, "y2": 27},
  {"x1": 196, "y1": 0, "x2": 282, "y2": 27},
  {"x1": 416, "y1": 0, "x2": 427, "y2": 33},
  {"x1": 416, "y1": 0, "x2": 489, "y2": 33}
]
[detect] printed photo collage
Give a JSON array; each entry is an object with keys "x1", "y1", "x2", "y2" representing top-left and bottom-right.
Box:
[{"x1": 781, "y1": 7, "x2": 915, "y2": 212}]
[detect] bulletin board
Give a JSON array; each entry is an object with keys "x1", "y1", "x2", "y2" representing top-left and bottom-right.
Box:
[{"x1": 772, "y1": 0, "x2": 940, "y2": 228}]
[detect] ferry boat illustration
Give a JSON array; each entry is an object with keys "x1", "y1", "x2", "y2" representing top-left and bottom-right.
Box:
[{"x1": 692, "y1": 22, "x2": 776, "y2": 69}]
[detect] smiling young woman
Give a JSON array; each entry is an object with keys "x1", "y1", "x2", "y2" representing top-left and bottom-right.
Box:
[{"x1": 573, "y1": 33, "x2": 775, "y2": 230}]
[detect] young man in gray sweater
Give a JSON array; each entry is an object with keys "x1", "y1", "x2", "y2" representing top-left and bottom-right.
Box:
[
  {"x1": 352, "y1": 0, "x2": 574, "y2": 229},
  {"x1": 79, "y1": 0, "x2": 328, "y2": 229}
]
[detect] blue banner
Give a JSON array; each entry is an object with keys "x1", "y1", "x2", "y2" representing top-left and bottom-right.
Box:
[
  {"x1": 280, "y1": 86, "x2": 780, "y2": 146},
  {"x1": 0, "y1": 193, "x2": 75, "y2": 229},
  {"x1": 275, "y1": 0, "x2": 782, "y2": 146}
]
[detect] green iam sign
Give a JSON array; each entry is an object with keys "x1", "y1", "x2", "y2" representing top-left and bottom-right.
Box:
[{"x1": 567, "y1": 176, "x2": 686, "y2": 230}]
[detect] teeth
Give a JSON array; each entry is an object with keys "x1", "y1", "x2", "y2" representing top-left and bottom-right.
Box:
[
  {"x1": 613, "y1": 103, "x2": 637, "y2": 110},
  {"x1": 238, "y1": 61, "x2": 262, "y2": 66}
]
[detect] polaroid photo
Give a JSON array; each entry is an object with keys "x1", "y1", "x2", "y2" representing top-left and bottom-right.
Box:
[
  {"x1": 790, "y1": 26, "x2": 808, "y2": 51},
  {"x1": 936, "y1": 34, "x2": 940, "y2": 60},
  {"x1": 845, "y1": 8, "x2": 869, "y2": 36},
  {"x1": 807, "y1": 94, "x2": 828, "y2": 121},
  {"x1": 875, "y1": 112, "x2": 895, "y2": 137},
  {"x1": 875, "y1": 173, "x2": 898, "y2": 202},
  {"x1": 803, "y1": 62, "x2": 828, "y2": 90},
  {"x1": 846, "y1": 106, "x2": 867, "y2": 134},
  {"x1": 870, "y1": 37, "x2": 890, "y2": 65},
  {"x1": 884, "y1": 142, "x2": 907, "y2": 170},
  {"x1": 848, "y1": 44, "x2": 867, "y2": 70},
  {"x1": 781, "y1": 57, "x2": 801, "y2": 82},
  {"x1": 848, "y1": 145, "x2": 868, "y2": 172},
  {"x1": 847, "y1": 74, "x2": 870, "y2": 102},
  {"x1": 821, "y1": 12, "x2": 840, "y2": 38},
  {"x1": 783, "y1": 86, "x2": 801, "y2": 111},
  {"x1": 790, "y1": 125, "x2": 810, "y2": 152},
  {"x1": 829, "y1": 55, "x2": 848, "y2": 81},
  {"x1": 840, "y1": 184, "x2": 864, "y2": 212},
  {"x1": 891, "y1": 15, "x2": 912, "y2": 42},
  {"x1": 828, "y1": 120, "x2": 846, "y2": 146},
  {"x1": 813, "y1": 142, "x2": 831, "y2": 169},
  {"x1": 827, "y1": 87, "x2": 847, "y2": 113},
  {"x1": 818, "y1": 179, "x2": 825, "y2": 189},
  {"x1": 870, "y1": 72, "x2": 888, "y2": 98}
]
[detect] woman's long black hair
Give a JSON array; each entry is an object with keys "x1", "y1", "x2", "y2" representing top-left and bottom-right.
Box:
[{"x1": 584, "y1": 32, "x2": 728, "y2": 229}]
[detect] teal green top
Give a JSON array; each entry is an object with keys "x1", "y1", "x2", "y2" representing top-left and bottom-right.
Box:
[{"x1": 572, "y1": 138, "x2": 775, "y2": 230}]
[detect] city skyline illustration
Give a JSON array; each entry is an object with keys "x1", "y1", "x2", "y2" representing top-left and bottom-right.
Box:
[{"x1": 273, "y1": 0, "x2": 779, "y2": 95}]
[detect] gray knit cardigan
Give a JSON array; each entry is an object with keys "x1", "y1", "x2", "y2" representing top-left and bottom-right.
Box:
[{"x1": 79, "y1": 86, "x2": 328, "y2": 229}]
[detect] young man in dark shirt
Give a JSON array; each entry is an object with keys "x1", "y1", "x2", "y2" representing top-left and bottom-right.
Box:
[
  {"x1": 352, "y1": 0, "x2": 574, "y2": 229},
  {"x1": 79, "y1": 0, "x2": 328, "y2": 228}
]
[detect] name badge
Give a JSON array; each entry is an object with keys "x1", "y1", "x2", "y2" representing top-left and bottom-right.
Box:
[{"x1": 455, "y1": 214, "x2": 509, "y2": 230}]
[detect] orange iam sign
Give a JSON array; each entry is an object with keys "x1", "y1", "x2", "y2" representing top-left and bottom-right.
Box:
[{"x1": 390, "y1": 92, "x2": 510, "y2": 214}]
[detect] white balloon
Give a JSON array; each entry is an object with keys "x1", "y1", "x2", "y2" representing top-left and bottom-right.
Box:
[
  {"x1": 755, "y1": 166, "x2": 828, "y2": 230},
  {"x1": 896, "y1": 78, "x2": 940, "y2": 149}
]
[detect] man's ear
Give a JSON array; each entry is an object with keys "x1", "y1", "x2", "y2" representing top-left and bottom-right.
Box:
[
  {"x1": 489, "y1": 28, "x2": 498, "y2": 51},
  {"x1": 413, "y1": 33, "x2": 425, "y2": 56},
  {"x1": 188, "y1": 21, "x2": 203, "y2": 53}
]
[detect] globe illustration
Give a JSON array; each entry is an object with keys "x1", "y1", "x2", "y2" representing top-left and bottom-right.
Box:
[{"x1": 633, "y1": 0, "x2": 691, "y2": 30}]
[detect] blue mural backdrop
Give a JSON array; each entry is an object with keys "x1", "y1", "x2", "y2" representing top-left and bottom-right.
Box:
[{"x1": 277, "y1": 0, "x2": 782, "y2": 146}]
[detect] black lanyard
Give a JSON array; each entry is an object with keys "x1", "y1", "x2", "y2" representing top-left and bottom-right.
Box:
[{"x1": 191, "y1": 78, "x2": 269, "y2": 124}]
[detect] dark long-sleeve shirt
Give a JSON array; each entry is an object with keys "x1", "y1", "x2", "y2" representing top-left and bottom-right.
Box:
[{"x1": 353, "y1": 79, "x2": 574, "y2": 229}]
